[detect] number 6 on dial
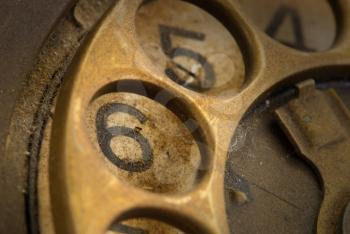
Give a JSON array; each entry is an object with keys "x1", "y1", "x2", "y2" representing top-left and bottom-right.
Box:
[{"x1": 96, "y1": 103, "x2": 153, "y2": 173}]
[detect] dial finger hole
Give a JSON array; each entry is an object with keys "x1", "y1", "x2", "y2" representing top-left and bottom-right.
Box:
[
  {"x1": 135, "y1": 0, "x2": 246, "y2": 94},
  {"x1": 87, "y1": 80, "x2": 213, "y2": 194},
  {"x1": 105, "y1": 208, "x2": 208, "y2": 234},
  {"x1": 238, "y1": 0, "x2": 336, "y2": 52}
]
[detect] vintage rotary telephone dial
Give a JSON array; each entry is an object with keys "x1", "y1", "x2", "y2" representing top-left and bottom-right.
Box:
[{"x1": 1, "y1": 0, "x2": 350, "y2": 233}]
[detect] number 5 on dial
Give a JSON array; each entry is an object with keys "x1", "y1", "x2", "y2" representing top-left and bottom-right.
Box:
[{"x1": 159, "y1": 25, "x2": 216, "y2": 91}]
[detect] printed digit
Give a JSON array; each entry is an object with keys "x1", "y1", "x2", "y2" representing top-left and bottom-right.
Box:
[
  {"x1": 266, "y1": 5, "x2": 314, "y2": 51},
  {"x1": 96, "y1": 103, "x2": 153, "y2": 172},
  {"x1": 159, "y1": 24, "x2": 216, "y2": 91}
]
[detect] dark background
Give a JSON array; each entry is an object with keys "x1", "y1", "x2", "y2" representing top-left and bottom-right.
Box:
[{"x1": 0, "y1": 1, "x2": 72, "y2": 232}]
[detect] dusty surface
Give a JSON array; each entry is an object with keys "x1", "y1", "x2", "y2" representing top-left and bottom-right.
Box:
[
  {"x1": 224, "y1": 85, "x2": 350, "y2": 233},
  {"x1": 3, "y1": 0, "x2": 349, "y2": 233},
  {"x1": 136, "y1": 0, "x2": 245, "y2": 93},
  {"x1": 87, "y1": 92, "x2": 202, "y2": 193},
  {"x1": 225, "y1": 101, "x2": 322, "y2": 234},
  {"x1": 3, "y1": 0, "x2": 115, "y2": 233}
]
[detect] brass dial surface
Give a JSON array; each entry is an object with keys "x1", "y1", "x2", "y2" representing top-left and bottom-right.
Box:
[{"x1": 11, "y1": 0, "x2": 350, "y2": 233}]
